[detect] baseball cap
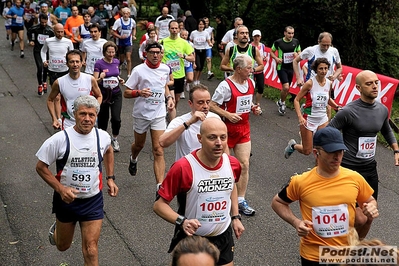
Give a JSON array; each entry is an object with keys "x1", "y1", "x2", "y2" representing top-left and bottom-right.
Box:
[
  {"x1": 252, "y1": 30, "x2": 261, "y2": 37},
  {"x1": 313, "y1": 127, "x2": 347, "y2": 152}
]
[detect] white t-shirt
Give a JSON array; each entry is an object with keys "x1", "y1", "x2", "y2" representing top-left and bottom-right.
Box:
[
  {"x1": 125, "y1": 63, "x2": 171, "y2": 120},
  {"x1": 154, "y1": 14, "x2": 174, "y2": 39},
  {"x1": 104, "y1": 4, "x2": 112, "y2": 18},
  {"x1": 81, "y1": 38, "x2": 107, "y2": 74},
  {"x1": 189, "y1": 30, "x2": 210, "y2": 50},
  {"x1": 170, "y1": 3, "x2": 180, "y2": 19},
  {"x1": 36, "y1": 127, "x2": 111, "y2": 198},
  {"x1": 166, "y1": 111, "x2": 220, "y2": 160},
  {"x1": 300, "y1": 44, "x2": 341, "y2": 80},
  {"x1": 221, "y1": 28, "x2": 235, "y2": 44},
  {"x1": 41, "y1": 37, "x2": 74, "y2": 72},
  {"x1": 3, "y1": 7, "x2": 11, "y2": 26},
  {"x1": 204, "y1": 26, "x2": 214, "y2": 49}
]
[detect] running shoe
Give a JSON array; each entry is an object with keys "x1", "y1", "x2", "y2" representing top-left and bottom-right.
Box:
[
  {"x1": 43, "y1": 82, "x2": 48, "y2": 93},
  {"x1": 20, "y1": 51, "x2": 24, "y2": 58},
  {"x1": 238, "y1": 200, "x2": 255, "y2": 216},
  {"x1": 38, "y1": 85, "x2": 43, "y2": 96},
  {"x1": 48, "y1": 221, "x2": 56, "y2": 245},
  {"x1": 128, "y1": 157, "x2": 137, "y2": 176},
  {"x1": 207, "y1": 72, "x2": 214, "y2": 80},
  {"x1": 180, "y1": 92, "x2": 185, "y2": 99},
  {"x1": 284, "y1": 139, "x2": 297, "y2": 159},
  {"x1": 276, "y1": 99, "x2": 286, "y2": 115},
  {"x1": 111, "y1": 139, "x2": 120, "y2": 152},
  {"x1": 185, "y1": 82, "x2": 190, "y2": 92}
]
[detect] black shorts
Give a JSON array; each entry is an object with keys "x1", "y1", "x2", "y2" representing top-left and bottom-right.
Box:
[
  {"x1": 169, "y1": 225, "x2": 234, "y2": 265},
  {"x1": 11, "y1": 25, "x2": 24, "y2": 33},
  {"x1": 277, "y1": 68, "x2": 294, "y2": 85},
  {"x1": 52, "y1": 191, "x2": 104, "y2": 223},
  {"x1": 118, "y1": 45, "x2": 132, "y2": 54},
  {"x1": 207, "y1": 225, "x2": 234, "y2": 265},
  {"x1": 253, "y1": 72, "x2": 265, "y2": 94},
  {"x1": 342, "y1": 161, "x2": 378, "y2": 199},
  {"x1": 48, "y1": 70, "x2": 68, "y2": 86},
  {"x1": 170, "y1": 77, "x2": 185, "y2": 94}
]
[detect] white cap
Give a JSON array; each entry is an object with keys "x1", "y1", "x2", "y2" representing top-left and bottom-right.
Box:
[{"x1": 252, "y1": 30, "x2": 261, "y2": 37}]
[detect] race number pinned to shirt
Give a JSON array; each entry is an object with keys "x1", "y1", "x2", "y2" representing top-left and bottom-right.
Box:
[
  {"x1": 356, "y1": 136, "x2": 377, "y2": 159},
  {"x1": 60, "y1": 12, "x2": 68, "y2": 19},
  {"x1": 37, "y1": 34, "x2": 49, "y2": 45},
  {"x1": 312, "y1": 204, "x2": 349, "y2": 238},
  {"x1": 103, "y1": 77, "x2": 119, "y2": 89},
  {"x1": 146, "y1": 88, "x2": 164, "y2": 105},
  {"x1": 121, "y1": 29, "x2": 131, "y2": 38},
  {"x1": 50, "y1": 57, "x2": 66, "y2": 69},
  {"x1": 167, "y1": 59, "x2": 181, "y2": 73},
  {"x1": 314, "y1": 93, "x2": 328, "y2": 108},
  {"x1": 236, "y1": 95, "x2": 252, "y2": 114},
  {"x1": 283, "y1": 52, "x2": 295, "y2": 64},
  {"x1": 16, "y1": 16, "x2": 23, "y2": 24},
  {"x1": 196, "y1": 194, "x2": 229, "y2": 224},
  {"x1": 64, "y1": 168, "x2": 97, "y2": 194}
]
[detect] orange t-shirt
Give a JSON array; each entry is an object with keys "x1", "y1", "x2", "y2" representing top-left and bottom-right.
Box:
[
  {"x1": 64, "y1": 15, "x2": 84, "y2": 43},
  {"x1": 286, "y1": 166, "x2": 374, "y2": 262}
]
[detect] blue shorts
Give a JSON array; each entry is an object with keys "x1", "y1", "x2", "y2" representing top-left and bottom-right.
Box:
[
  {"x1": 184, "y1": 63, "x2": 193, "y2": 73},
  {"x1": 5, "y1": 25, "x2": 11, "y2": 30},
  {"x1": 206, "y1": 48, "x2": 212, "y2": 58},
  {"x1": 52, "y1": 191, "x2": 104, "y2": 223}
]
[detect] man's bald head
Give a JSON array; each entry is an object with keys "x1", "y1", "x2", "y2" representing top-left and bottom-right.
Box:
[
  {"x1": 162, "y1": 7, "x2": 169, "y2": 16},
  {"x1": 355, "y1": 70, "x2": 378, "y2": 85},
  {"x1": 88, "y1": 6, "x2": 95, "y2": 14},
  {"x1": 54, "y1": 23, "x2": 64, "y2": 31},
  {"x1": 200, "y1": 118, "x2": 227, "y2": 135}
]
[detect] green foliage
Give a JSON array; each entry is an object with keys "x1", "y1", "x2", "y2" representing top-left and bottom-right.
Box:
[{"x1": 209, "y1": 0, "x2": 399, "y2": 79}]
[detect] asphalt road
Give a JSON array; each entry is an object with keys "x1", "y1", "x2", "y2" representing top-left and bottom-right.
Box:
[{"x1": 1, "y1": 26, "x2": 399, "y2": 266}]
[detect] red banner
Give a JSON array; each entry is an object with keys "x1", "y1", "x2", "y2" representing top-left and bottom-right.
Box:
[{"x1": 264, "y1": 47, "x2": 399, "y2": 115}]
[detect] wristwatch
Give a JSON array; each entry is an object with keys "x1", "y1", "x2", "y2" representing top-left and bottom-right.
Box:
[
  {"x1": 231, "y1": 214, "x2": 242, "y2": 221},
  {"x1": 183, "y1": 122, "x2": 189, "y2": 130},
  {"x1": 106, "y1": 175, "x2": 115, "y2": 180},
  {"x1": 175, "y1": 215, "x2": 186, "y2": 226}
]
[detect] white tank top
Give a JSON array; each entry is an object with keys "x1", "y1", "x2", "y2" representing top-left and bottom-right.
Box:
[
  {"x1": 184, "y1": 153, "x2": 233, "y2": 237},
  {"x1": 59, "y1": 73, "x2": 93, "y2": 128},
  {"x1": 307, "y1": 76, "x2": 331, "y2": 117}
]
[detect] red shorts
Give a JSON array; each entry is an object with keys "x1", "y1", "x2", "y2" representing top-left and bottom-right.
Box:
[{"x1": 226, "y1": 122, "x2": 251, "y2": 148}]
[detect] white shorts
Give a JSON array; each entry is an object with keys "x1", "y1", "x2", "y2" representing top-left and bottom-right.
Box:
[
  {"x1": 133, "y1": 116, "x2": 166, "y2": 134},
  {"x1": 305, "y1": 115, "x2": 328, "y2": 132}
]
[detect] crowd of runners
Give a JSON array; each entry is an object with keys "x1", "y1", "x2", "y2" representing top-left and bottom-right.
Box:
[{"x1": 3, "y1": 0, "x2": 398, "y2": 264}]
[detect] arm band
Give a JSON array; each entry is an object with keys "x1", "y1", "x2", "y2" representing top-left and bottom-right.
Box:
[{"x1": 131, "y1": 90, "x2": 140, "y2": 98}]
